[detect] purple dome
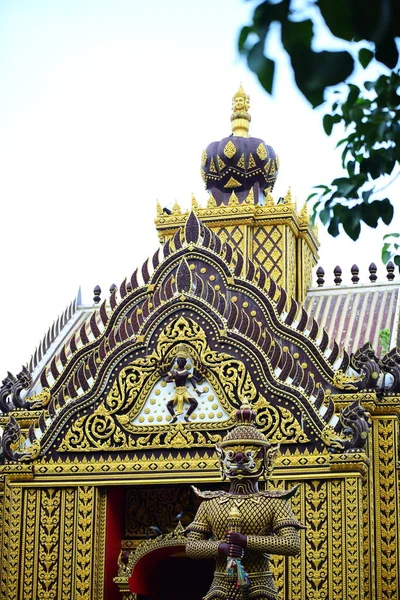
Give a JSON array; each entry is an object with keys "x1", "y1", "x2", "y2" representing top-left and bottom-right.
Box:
[{"x1": 200, "y1": 86, "x2": 279, "y2": 205}]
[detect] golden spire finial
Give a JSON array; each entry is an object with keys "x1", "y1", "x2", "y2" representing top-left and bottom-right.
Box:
[{"x1": 231, "y1": 84, "x2": 251, "y2": 138}]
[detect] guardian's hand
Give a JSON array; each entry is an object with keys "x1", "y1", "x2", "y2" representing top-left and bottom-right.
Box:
[
  {"x1": 218, "y1": 542, "x2": 244, "y2": 558},
  {"x1": 227, "y1": 532, "x2": 247, "y2": 548}
]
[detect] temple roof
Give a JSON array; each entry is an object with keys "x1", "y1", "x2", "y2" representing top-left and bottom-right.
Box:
[
  {"x1": 2, "y1": 215, "x2": 399, "y2": 412},
  {"x1": 305, "y1": 263, "x2": 400, "y2": 357}
]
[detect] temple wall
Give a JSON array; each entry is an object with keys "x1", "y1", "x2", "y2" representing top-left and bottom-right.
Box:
[
  {"x1": 0, "y1": 445, "x2": 398, "y2": 600},
  {"x1": 261, "y1": 473, "x2": 364, "y2": 600},
  {"x1": 0, "y1": 484, "x2": 107, "y2": 600},
  {"x1": 370, "y1": 414, "x2": 400, "y2": 600}
]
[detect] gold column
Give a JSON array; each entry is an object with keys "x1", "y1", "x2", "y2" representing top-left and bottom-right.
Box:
[
  {"x1": 371, "y1": 415, "x2": 399, "y2": 599},
  {"x1": 266, "y1": 470, "x2": 366, "y2": 599},
  {"x1": 0, "y1": 483, "x2": 22, "y2": 599}
]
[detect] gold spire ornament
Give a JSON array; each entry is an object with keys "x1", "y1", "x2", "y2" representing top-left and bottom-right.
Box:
[{"x1": 231, "y1": 85, "x2": 251, "y2": 138}]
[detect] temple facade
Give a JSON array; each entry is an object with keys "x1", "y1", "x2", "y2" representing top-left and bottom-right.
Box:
[{"x1": 0, "y1": 87, "x2": 399, "y2": 600}]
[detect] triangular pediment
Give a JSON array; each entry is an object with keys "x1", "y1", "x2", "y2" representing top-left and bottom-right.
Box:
[{"x1": 0, "y1": 212, "x2": 376, "y2": 465}]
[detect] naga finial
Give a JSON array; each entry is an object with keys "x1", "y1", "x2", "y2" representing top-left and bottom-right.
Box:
[{"x1": 231, "y1": 84, "x2": 251, "y2": 138}]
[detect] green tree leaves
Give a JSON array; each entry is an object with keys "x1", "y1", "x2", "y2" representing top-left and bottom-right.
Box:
[
  {"x1": 239, "y1": 0, "x2": 400, "y2": 268},
  {"x1": 309, "y1": 71, "x2": 399, "y2": 244}
]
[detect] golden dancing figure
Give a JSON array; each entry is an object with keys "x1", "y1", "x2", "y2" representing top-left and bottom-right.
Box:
[
  {"x1": 163, "y1": 344, "x2": 204, "y2": 423},
  {"x1": 186, "y1": 402, "x2": 305, "y2": 600}
]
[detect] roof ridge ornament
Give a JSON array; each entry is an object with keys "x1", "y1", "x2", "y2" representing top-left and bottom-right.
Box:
[{"x1": 231, "y1": 84, "x2": 251, "y2": 138}]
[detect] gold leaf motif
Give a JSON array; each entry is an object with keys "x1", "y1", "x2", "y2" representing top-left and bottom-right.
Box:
[
  {"x1": 207, "y1": 194, "x2": 217, "y2": 208},
  {"x1": 172, "y1": 201, "x2": 182, "y2": 214},
  {"x1": 223, "y1": 140, "x2": 237, "y2": 159},
  {"x1": 257, "y1": 143, "x2": 268, "y2": 160},
  {"x1": 248, "y1": 153, "x2": 256, "y2": 168},
  {"x1": 209, "y1": 157, "x2": 217, "y2": 173},
  {"x1": 37, "y1": 489, "x2": 61, "y2": 600},
  {"x1": 237, "y1": 153, "x2": 245, "y2": 168},
  {"x1": 245, "y1": 187, "x2": 254, "y2": 204},
  {"x1": 264, "y1": 158, "x2": 271, "y2": 173},
  {"x1": 284, "y1": 187, "x2": 292, "y2": 204},
  {"x1": 228, "y1": 191, "x2": 239, "y2": 205},
  {"x1": 224, "y1": 177, "x2": 241, "y2": 189},
  {"x1": 253, "y1": 396, "x2": 309, "y2": 444},
  {"x1": 217, "y1": 156, "x2": 226, "y2": 171},
  {"x1": 265, "y1": 191, "x2": 274, "y2": 206},
  {"x1": 201, "y1": 149, "x2": 207, "y2": 166},
  {"x1": 76, "y1": 487, "x2": 94, "y2": 599},
  {"x1": 164, "y1": 423, "x2": 195, "y2": 448}
]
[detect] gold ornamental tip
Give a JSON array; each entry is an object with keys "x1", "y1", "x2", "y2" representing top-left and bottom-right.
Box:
[
  {"x1": 229, "y1": 505, "x2": 242, "y2": 520},
  {"x1": 240, "y1": 396, "x2": 251, "y2": 410},
  {"x1": 231, "y1": 84, "x2": 251, "y2": 138}
]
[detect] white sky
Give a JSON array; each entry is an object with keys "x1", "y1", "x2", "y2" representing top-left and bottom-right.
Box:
[{"x1": 0, "y1": 0, "x2": 399, "y2": 375}]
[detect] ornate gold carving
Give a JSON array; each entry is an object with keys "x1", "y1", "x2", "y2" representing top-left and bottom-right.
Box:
[
  {"x1": 231, "y1": 85, "x2": 251, "y2": 137},
  {"x1": 61, "y1": 488, "x2": 75, "y2": 600},
  {"x1": 224, "y1": 177, "x2": 241, "y2": 188},
  {"x1": 228, "y1": 191, "x2": 239, "y2": 205},
  {"x1": 1, "y1": 484, "x2": 22, "y2": 598},
  {"x1": 172, "y1": 201, "x2": 181, "y2": 215},
  {"x1": 76, "y1": 486, "x2": 94, "y2": 600},
  {"x1": 60, "y1": 317, "x2": 268, "y2": 451},
  {"x1": 26, "y1": 387, "x2": 51, "y2": 408},
  {"x1": 333, "y1": 370, "x2": 363, "y2": 390},
  {"x1": 305, "y1": 480, "x2": 328, "y2": 598},
  {"x1": 56, "y1": 316, "x2": 313, "y2": 454},
  {"x1": 253, "y1": 397, "x2": 309, "y2": 444},
  {"x1": 217, "y1": 156, "x2": 226, "y2": 171},
  {"x1": 223, "y1": 141, "x2": 237, "y2": 159},
  {"x1": 298, "y1": 202, "x2": 308, "y2": 227},
  {"x1": 256, "y1": 143, "x2": 267, "y2": 160},
  {"x1": 209, "y1": 157, "x2": 217, "y2": 173},
  {"x1": 126, "y1": 485, "x2": 198, "y2": 538},
  {"x1": 330, "y1": 479, "x2": 344, "y2": 600},
  {"x1": 38, "y1": 489, "x2": 61, "y2": 600},
  {"x1": 345, "y1": 477, "x2": 362, "y2": 599},
  {"x1": 362, "y1": 462, "x2": 373, "y2": 600},
  {"x1": 207, "y1": 194, "x2": 217, "y2": 208},
  {"x1": 375, "y1": 418, "x2": 398, "y2": 598},
  {"x1": 284, "y1": 187, "x2": 293, "y2": 205},
  {"x1": 266, "y1": 479, "x2": 285, "y2": 596},
  {"x1": 264, "y1": 191, "x2": 274, "y2": 206},
  {"x1": 93, "y1": 488, "x2": 107, "y2": 599},
  {"x1": 248, "y1": 153, "x2": 256, "y2": 168},
  {"x1": 21, "y1": 489, "x2": 37, "y2": 599},
  {"x1": 201, "y1": 149, "x2": 207, "y2": 166},
  {"x1": 237, "y1": 153, "x2": 245, "y2": 168},
  {"x1": 287, "y1": 480, "x2": 304, "y2": 599},
  {"x1": 244, "y1": 187, "x2": 254, "y2": 204},
  {"x1": 191, "y1": 194, "x2": 198, "y2": 210},
  {"x1": 252, "y1": 225, "x2": 283, "y2": 284}
]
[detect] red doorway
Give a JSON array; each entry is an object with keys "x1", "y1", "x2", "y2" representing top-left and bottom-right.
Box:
[{"x1": 130, "y1": 550, "x2": 214, "y2": 600}]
